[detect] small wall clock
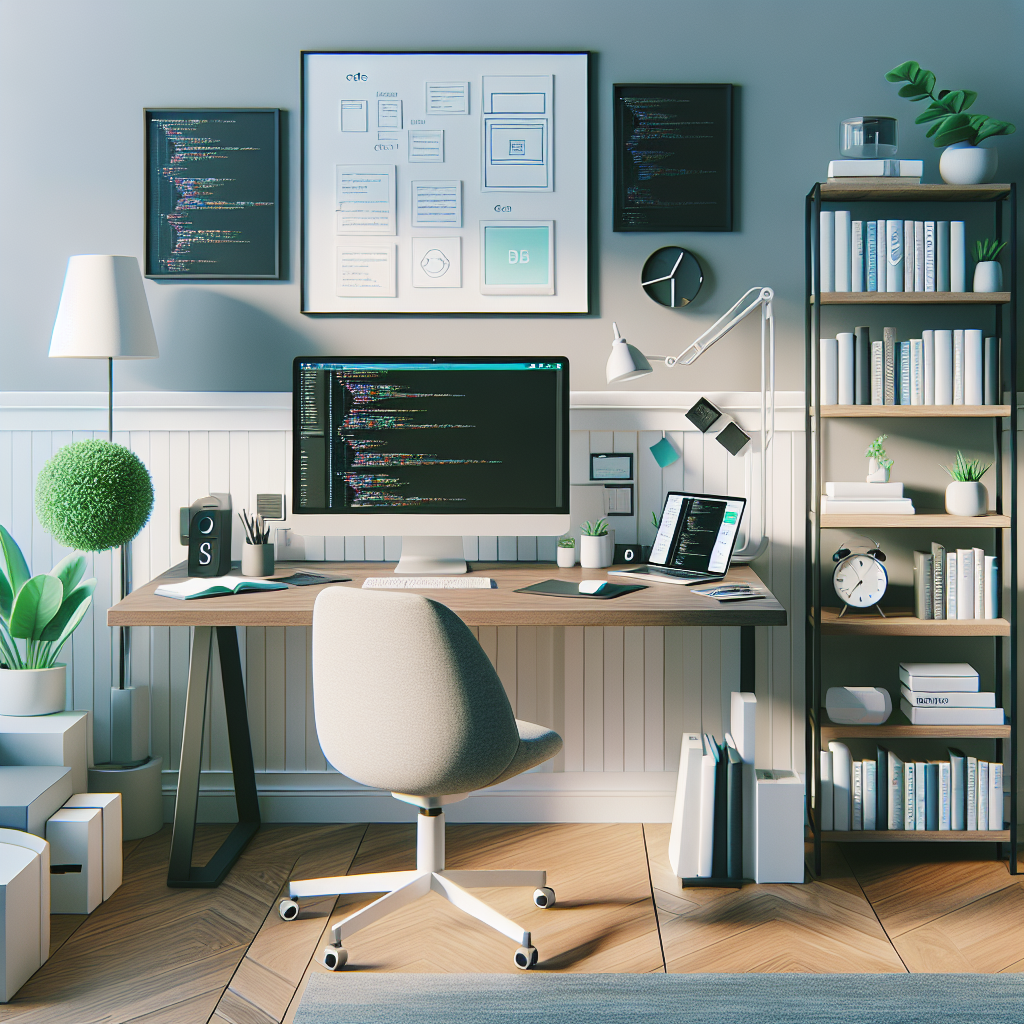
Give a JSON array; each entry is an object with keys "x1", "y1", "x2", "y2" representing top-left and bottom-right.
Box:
[{"x1": 640, "y1": 247, "x2": 703, "y2": 307}]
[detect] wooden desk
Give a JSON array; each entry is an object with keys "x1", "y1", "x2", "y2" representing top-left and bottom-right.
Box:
[{"x1": 109, "y1": 562, "x2": 786, "y2": 887}]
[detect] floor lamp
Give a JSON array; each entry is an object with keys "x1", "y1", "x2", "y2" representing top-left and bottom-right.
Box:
[
  {"x1": 49, "y1": 254, "x2": 159, "y2": 763},
  {"x1": 605, "y1": 286, "x2": 776, "y2": 562}
]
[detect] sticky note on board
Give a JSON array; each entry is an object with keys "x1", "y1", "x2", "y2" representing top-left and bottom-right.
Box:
[{"x1": 649, "y1": 436, "x2": 680, "y2": 468}]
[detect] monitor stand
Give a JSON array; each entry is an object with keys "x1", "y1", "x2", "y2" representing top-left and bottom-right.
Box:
[{"x1": 394, "y1": 536, "x2": 468, "y2": 575}]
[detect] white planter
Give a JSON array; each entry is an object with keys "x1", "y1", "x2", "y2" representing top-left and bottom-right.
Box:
[
  {"x1": 945, "y1": 480, "x2": 988, "y2": 517},
  {"x1": 555, "y1": 546, "x2": 576, "y2": 568},
  {"x1": 973, "y1": 261, "x2": 1003, "y2": 293},
  {"x1": 0, "y1": 665, "x2": 66, "y2": 716},
  {"x1": 579, "y1": 531, "x2": 614, "y2": 569},
  {"x1": 866, "y1": 458, "x2": 890, "y2": 483},
  {"x1": 939, "y1": 141, "x2": 998, "y2": 185}
]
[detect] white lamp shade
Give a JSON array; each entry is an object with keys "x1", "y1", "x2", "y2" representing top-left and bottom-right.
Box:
[
  {"x1": 49, "y1": 255, "x2": 158, "y2": 359},
  {"x1": 606, "y1": 338, "x2": 653, "y2": 384}
]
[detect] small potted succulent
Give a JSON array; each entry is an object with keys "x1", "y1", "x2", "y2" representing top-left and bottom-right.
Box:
[
  {"x1": 556, "y1": 535, "x2": 576, "y2": 568},
  {"x1": 865, "y1": 435, "x2": 894, "y2": 484},
  {"x1": 0, "y1": 525, "x2": 96, "y2": 716},
  {"x1": 579, "y1": 518, "x2": 615, "y2": 569},
  {"x1": 972, "y1": 238, "x2": 1007, "y2": 293},
  {"x1": 942, "y1": 451, "x2": 991, "y2": 517}
]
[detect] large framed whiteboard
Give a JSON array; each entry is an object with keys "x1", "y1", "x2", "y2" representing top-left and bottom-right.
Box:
[{"x1": 301, "y1": 51, "x2": 590, "y2": 314}]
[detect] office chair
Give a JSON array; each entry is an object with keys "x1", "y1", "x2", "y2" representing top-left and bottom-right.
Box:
[{"x1": 279, "y1": 586, "x2": 564, "y2": 970}]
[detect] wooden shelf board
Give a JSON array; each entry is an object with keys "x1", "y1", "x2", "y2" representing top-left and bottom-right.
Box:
[
  {"x1": 814, "y1": 292, "x2": 1010, "y2": 305},
  {"x1": 816, "y1": 511, "x2": 1010, "y2": 529},
  {"x1": 818, "y1": 183, "x2": 1012, "y2": 202},
  {"x1": 819, "y1": 830, "x2": 1010, "y2": 842},
  {"x1": 818, "y1": 405, "x2": 1010, "y2": 419},
  {"x1": 821, "y1": 721, "x2": 1010, "y2": 741},
  {"x1": 816, "y1": 607, "x2": 1010, "y2": 636}
]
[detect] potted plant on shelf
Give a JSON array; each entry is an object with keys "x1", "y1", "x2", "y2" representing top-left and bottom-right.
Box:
[
  {"x1": 0, "y1": 525, "x2": 96, "y2": 716},
  {"x1": 972, "y1": 238, "x2": 1007, "y2": 292},
  {"x1": 942, "y1": 451, "x2": 991, "y2": 517},
  {"x1": 865, "y1": 435, "x2": 894, "y2": 484},
  {"x1": 556, "y1": 536, "x2": 576, "y2": 568},
  {"x1": 885, "y1": 60, "x2": 1015, "y2": 185},
  {"x1": 579, "y1": 518, "x2": 614, "y2": 569}
]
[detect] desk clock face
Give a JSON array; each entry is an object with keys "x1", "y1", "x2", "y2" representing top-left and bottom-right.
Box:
[{"x1": 833, "y1": 554, "x2": 887, "y2": 608}]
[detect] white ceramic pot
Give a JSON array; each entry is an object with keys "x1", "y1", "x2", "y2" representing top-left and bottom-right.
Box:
[
  {"x1": 973, "y1": 261, "x2": 1003, "y2": 293},
  {"x1": 579, "y1": 530, "x2": 615, "y2": 569},
  {"x1": 939, "y1": 141, "x2": 998, "y2": 185},
  {"x1": 556, "y1": 545, "x2": 576, "y2": 568},
  {"x1": 945, "y1": 480, "x2": 988, "y2": 517},
  {"x1": 0, "y1": 664, "x2": 67, "y2": 716},
  {"x1": 866, "y1": 459, "x2": 890, "y2": 483}
]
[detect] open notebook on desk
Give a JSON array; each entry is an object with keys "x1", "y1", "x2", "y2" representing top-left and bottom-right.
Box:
[{"x1": 155, "y1": 576, "x2": 287, "y2": 600}]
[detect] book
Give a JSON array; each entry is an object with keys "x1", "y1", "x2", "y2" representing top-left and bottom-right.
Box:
[
  {"x1": 154, "y1": 575, "x2": 287, "y2": 600},
  {"x1": 900, "y1": 699, "x2": 1004, "y2": 726},
  {"x1": 855, "y1": 326, "x2": 871, "y2": 404},
  {"x1": 946, "y1": 550, "x2": 958, "y2": 618},
  {"x1": 914, "y1": 762, "x2": 926, "y2": 830},
  {"x1": 984, "y1": 556, "x2": 998, "y2": 619},
  {"x1": 886, "y1": 220, "x2": 903, "y2": 292},
  {"x1": 712, "y1": 738, "x2": 729, "y2": 879},
  {"x1": 989, "y1": 762, "x2": 1003, "y2": 830},
  {"x1": 903, "y1": 219, "x2": 915, "y2": 291},
  {"x1": 876, "y1": 745, "x2": 889, "y2": 832},
  {"x1": 950, "y1": 220, "x2": 966, "y2": 291},
  {"x1": 931, "y1": 542, "x2": 945, "y2": 620},
  {"x1": 883, "y1": 327, "x2": 897, "y2": 403},
  {"x1": 851, "y1": 219, "x2": 864, "y2": 292},
  {"x1": 821, "y1": 337, "x2": 838, "y2": 404},
  {"x1": 901, "y1": 686, "x2": 996, "y2": 708},
  {"x1": 820, "y1": 749, "x2": 834, "y2": 831},
  {"x1": 913, "y1": 551, "x2": 933, "y2": 619},
  {"x1": 899, "y1": 339, "x2": 911, "y2": 405},
  {"x1": 668, "y1": 733, "x2": 704, "y2": 877},
  {"x1": 937, "y1": 220, "x2": 950, "y2": 291},
  {"x1": 956, "y1": 549, "x2": 975, "y2": 619},
  {"x1": 978, "y1": 761, "x2": 989, "y2": 832},
  {"x1": 866, "y1": 221, "x2": 878, "y2": 291},
  {"x1": 697, "y1": 733, "x2": 718, "y2": 876},
  {"x1": 819, "y1": 498, "x2": 915, "y2": 515},
  {"x1": 723, "y1": 736, "x2": 744, "y2": 879},
  {"x1": 837, "y1": 332, "x2": 855, "y2": 404},
  {"x1": 900, "y1": 663, "x2": 979, "y2": 690},
  {"x1": 924, "y1": 221, "x2": 936, "y2": 291},
  {"x1": 871, "y1": 339, "x2": 884, "y2": 404},
  {"x1": 953, "y1": 330, "x2": 965, "y2": 404},
  {"x1": 973, "y1": 546, "x2": 985, "y2": 620},
  {"x1": 826, "y1": 159, "x2": 924, "y2": 177},
  {"x1": 852, "y1": 760, "x2": 863, "y2": 830},
  {"x1": 966, "y1": 755, "x2": 977, "y2": 830},
  {"x1": 903, "y1": 756, "x2": 915, "y2": 830},
  {"x1": 835, "y1": 211, "x2": 851, "y2": 291},
  {"x1": 914, "y1": 222, "x2": 925, "y2": 291},
  {"x1": 925, "y1": 762, "x2": 939, "y2": 830},
  {"x1": 938, "y1": 760, "x2": 952, "y2": 830},
  {"x1": 863, "y1": 759, "x2": 877, "y2": 831},
  {"x1": 820, "y1": 211, "x2": 835, "y2": 292},
  {"x1": 934, "y1": 329, "x2": 954, "y2": 405},
  {"x1": 829, "y1": 741, "x2": 852, "y2": 830},
  {"x1": 887, "y1": 750, "x2": 904, "y2": 830},
  {"x1": 949, "y1": 748, "x2": 966, "y2": 830},
  {"x1": 923, "y1": 330, "x2": 935, "y2": 405},
  {"x1": 911, "y1": 337, "x2": 924, "y2": 405},
  {"x1": 964, "y1": 329, "x2": 983, "y2": 405},
  {"x1": 825, "y1": 481, "x2": 904, "y2": 498},
  {"x1": 984, "y1": 336, "x2": 998, "y2": 404}
]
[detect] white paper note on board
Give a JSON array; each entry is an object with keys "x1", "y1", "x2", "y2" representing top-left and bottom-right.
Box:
[
  {"x1": 336, "y1": 165, "x2": 396, "y2": 235},
  {"x1": 340, "y1": 100, "x2": 368, "y2": 132},
  {"x1": 426, "y1": 82, "x2": 469, "y2": 114},
  {"x1": 408, "y1": 130, "x2": 444, "y2": 162},
  {"x1": 336, "y1": 245, "x2": 396, "y2": 297},
  {"x1": 482, "y1": 75, "x2": 552, "y2": 114},
  {"x1": 412, "y1": 237, "x2": 461, "y2": 288},
  {"x1": 377, "y1": 99, "x2": 402, "y2": 128},
  {"x1": 411, "y1": 180, "x2": 462, "y2": 228},
  {"x1": 483, "y1": 118, "x2": 551, "y2": 190}
]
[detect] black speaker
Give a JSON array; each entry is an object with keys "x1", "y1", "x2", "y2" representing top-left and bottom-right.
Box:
[
  {"x1": 187, "y1": 494, "x2": 233, "y2": 577},
  {"x1": 614, "y1": 543, "x2": 644, "y2": 565}
]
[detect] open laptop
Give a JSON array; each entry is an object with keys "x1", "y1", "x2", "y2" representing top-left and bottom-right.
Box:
[{"x1": 609, "y1": 491, "x2": 747, "y2": 585}]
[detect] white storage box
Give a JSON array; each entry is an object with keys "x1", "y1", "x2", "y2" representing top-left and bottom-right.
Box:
[
  {"x1": 0, "y1": 712, "x2": 89, "y2": 794},
  {"x1": 754, "y1": 769, "x2": 805, "y2": 884},
  {"x1": 1, "y1": 843, "x2": 41, "y2": 1002},
  {"x1": 63, "y1": 794, "x2": 122, "y2": 900},
  {"x1": 0, "y1": 829, "x2": 48, "y2": 965},
  {"x1": 45, "y1": 807, "x2": 102, "y2": 914},
  {"x1": 0, "y1": 766, "x2": 72, "y2": 836}
]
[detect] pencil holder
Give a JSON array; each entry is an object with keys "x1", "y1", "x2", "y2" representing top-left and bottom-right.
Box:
[{"x1": 242, "y1": 543, "x2": 275, "y2": 577}]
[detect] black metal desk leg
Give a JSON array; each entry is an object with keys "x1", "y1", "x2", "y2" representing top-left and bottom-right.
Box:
[{"x1": 167, "y1": 625, "x2": 261, "y2": 887}]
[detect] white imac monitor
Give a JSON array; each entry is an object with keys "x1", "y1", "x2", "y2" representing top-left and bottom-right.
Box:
[{"x1": 286, "y1": 356, "x2": 571, "y2": 573}]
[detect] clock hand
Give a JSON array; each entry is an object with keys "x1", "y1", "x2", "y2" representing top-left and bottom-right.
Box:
[{"x1": 848, "y1": 580, "x2": 863, "y2": 595}]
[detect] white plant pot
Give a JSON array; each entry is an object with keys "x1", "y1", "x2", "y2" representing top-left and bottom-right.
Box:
[
  {"x1": 0, "y1": 664, "x2": 67, "y2": 716},
  {"x1": 866, "y1": 458, "x2": 890, "y2": 484},
  {"x1": 945, "y1": 480, "x2": 988, "y2": 517},
  {"x1": 579, "y1": 531, "x2": 615, "y2": 569},
  {"x1": 556, "y1": 546, "x2": 576, "y2": 568},
  {"x1": 973, "y1": 261, "x2": 1003, "y2": 293},
  {"x1": 939, "y1": 141, "x2": 998, "y2": 185}
]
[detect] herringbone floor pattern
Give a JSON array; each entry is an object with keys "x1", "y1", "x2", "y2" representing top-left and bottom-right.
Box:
[{"x1": 0, "y1": 824, "x2": 1020, "y2": 1024}]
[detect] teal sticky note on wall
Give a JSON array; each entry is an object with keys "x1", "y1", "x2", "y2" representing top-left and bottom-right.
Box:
[
  {"x1": 649, "y1": 436, "x2": 680, "y2": 468},
  {"x1": 484, "y1": 226, "x2": 550, "y2": 285}
]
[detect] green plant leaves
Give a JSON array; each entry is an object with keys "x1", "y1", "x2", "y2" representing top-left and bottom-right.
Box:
[
  {"x1": 0, "y1": 524, "x2": 31, "y2": 598},
  {"x1": 975, "y1": 118, "x2": 1015, "y2": 143},
  {"x1": 39, "y1": 579, "x2": 95, "y2": 649},
  {"x1": 50, "y1": 552, "x2": 87, "y2": 596},
  {"x1": 885, "y1": 61, "x2": 921, "y2": 83},
  {"x1": 9, "y1": 574, "x2": 63, "y2": 640},
  {"x1": 0, "y1": 572, "x2": 12, "y2": 621}
]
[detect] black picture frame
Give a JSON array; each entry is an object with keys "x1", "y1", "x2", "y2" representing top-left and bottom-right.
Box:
[
  {"x1": 613, "y1": 84, "x2": 733, "y2": 232},
  {"x1": 145, "y1": 108, "x2": 281, "y2": 279},
  {"x1": 590, "y1": 452, "x2": 634, "y2": 480}
]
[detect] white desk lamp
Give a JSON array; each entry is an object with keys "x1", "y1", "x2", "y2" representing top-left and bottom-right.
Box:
[
  {"x1": 606, "y1": 286, "x2": 775, "y2": 561},
  {"x1": 49, "y1": 255, "x2": 159, "y2": 761}
]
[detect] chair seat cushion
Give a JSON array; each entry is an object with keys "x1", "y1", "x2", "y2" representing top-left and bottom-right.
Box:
[{"x1": 487, "y1": 720, "x2": 563, "y2": 787}]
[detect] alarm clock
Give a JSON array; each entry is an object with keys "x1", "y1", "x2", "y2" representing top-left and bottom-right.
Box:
[
  {"x1": 832, "y1": 540, "x2": 887, "y2": 617},
  {"x1": 187, "y1": 493, "x2": 232, "y2": 577}
]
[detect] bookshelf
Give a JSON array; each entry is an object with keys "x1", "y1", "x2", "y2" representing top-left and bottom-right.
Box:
[{"x1": 805, "y1": 181, "x2": 1017, "y2": 874}]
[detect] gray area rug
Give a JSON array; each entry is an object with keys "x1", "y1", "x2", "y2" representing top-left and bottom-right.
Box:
[{"x1": 294, "y1": 972, "x2": 1024, "y2": 1024}]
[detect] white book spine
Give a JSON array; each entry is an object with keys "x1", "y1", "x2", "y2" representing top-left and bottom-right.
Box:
[
  {"x1": 852, "y1": 220, "x2": 864, "y2": 291},
  {"x1": 953, "y1": 330, "x2": 965, "y2": 404},
  {"x1": 863, "y1": 760, "x2": 877, "y2": 830},
  {"x1": 924, "y1": 221, "x2": 936, "y2": 291},
  {"x1": 984, "y1": 336, "x2": 998, "y2": 404},
  {"x1": 820, "y1": 750, "x2": 834, "y2": 830},
  {"x1": 914, "y1": 222, "x2": 925, "y2": 291},
  {"x1": 956, "y1": 549, "x2": 975, "y2": 619},
  {"x1": 973, "y1": 546, "x2": 985, "y2": 620},
  {"x1": 904, "y1": 220, "x2": 915, "y2": 291},
  {"x1": 950, "y1": 220, "x2": 965, "y2": 292},
  {"x1": 820, "y1": 211, "x2": 835, "y2": 292},
  {"x1": 866, "y1": 220, "x2": 878, "y2": 291},
  {"x1": 903, "y1": 759, "x2": 915, "y2": 829},
  {"x1": 668, "y1": 734, "x2": 704, "y2": 877},
  {"x1": 950, "y1": 753, "x2": 965, "y2": 830},
  {"x1": 966, "y1": 756, "x2": 977, "y2": 830},
  {"x1": 697, "y1": 745, "x2": 717, "y2": 875},
  {"x1": 914, "y1": 762, "x2": 926, "y2": 830},
  {"x1": 923, "y1": 330, "x2": 935, "y2": 405},
  {"x1": 835, "y1": 211, "x2": 851, "y2": 291},
  {"x1": 886, "y1": 220, "x2": 904, "y2": 292},
  {"x1": 852, "y1": 761, "x2": 863, "y2": 830},
  {"x1": 978, "y1": 761, "x2": 989, "y2": 831},
  {"x1": 821, "y1": 337, "x2": 839, "y2": 405},
  {"x1": 989, "y1": 762, "x2": 1003, "y2": 830},
  {"x1": 984, "y1": 556, "x2": 998, "y2": 619},
  {"x1": 964, "y1": 329, "x2": 983, "y2": 406},
  {"x1": 829, "y1": 741, "x2": 852, "y2": 831},
  {"x1": 937, "y1": 220, "x2": 951, "y2": 291},
  {"x1": 911, "y1": 338, "x2": 924, "y2": 405},
  {"x1": 938, "y1": 762, "x2": 951, "y2": 830},
  {"x1": 837, "y1": 332, "x2": 855, "y2": 405},
  {"x1": 871, "y1": 340, "x2": 884, "y2": 404},
  {"x1": 888, "y1": 755, "x2": 904, "y2": 830},
  {"x1": 946, "y1": 551, "x2": 958, "y2": 619},
  {"x1": 934, "y1": 330, "x2": 953, "y2": 404}
]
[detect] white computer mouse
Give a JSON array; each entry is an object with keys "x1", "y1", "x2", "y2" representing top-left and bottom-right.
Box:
[{"x1": 578, "y1": 580, "x2": 608, "y2": 595}]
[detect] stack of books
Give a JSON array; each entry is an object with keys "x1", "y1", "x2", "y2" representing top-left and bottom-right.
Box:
[
  {"x1": 821, "y1": 481, "x2": 914, "y2": 516},
  {"x1": 822, "y1": 741, "x2": 1004, "y2": 831},
  {"x1": 913, "y1": 546, "x2": 998, "y2": 620},
  {"x1": 819, "y1": 212, "x2": 967, "y2": 293},
  {"x1": 899, "y1": 662, "x2": 1003, "y2": 725},
  {"x1": 826, "y1": 159, "x2": 922, "y2": 185},
  {"x1": 819, "y1": 328, "x2": 999, "y2": 406}
]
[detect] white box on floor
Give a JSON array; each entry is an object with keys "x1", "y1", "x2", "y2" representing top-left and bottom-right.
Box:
[
  {"x1": 63, "y1": 794, "x2": 121, "y2": 900},
  {"x1": 0, "y1": 766, "x2": 73, "y2": 836},
  {"x1": 754, "y1": 769, "x2": 805, "y2": 883},
  {"x1": 1, "y1": 843, "x2": 41, "y2": 1002},
  {"x1": 45, "y1": 807, "x2": 102, "y2": 914},
  {"x1": 0, "y1": 712, "x2": 89, "y2": 794},
  {"x1": 0, "y1": 829, "x2": 48, "y2": 965}
]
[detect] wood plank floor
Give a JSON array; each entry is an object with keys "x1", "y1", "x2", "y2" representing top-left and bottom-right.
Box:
[{"x1": 0, "y1": 824, "x2": 1020, "y2": 1023}]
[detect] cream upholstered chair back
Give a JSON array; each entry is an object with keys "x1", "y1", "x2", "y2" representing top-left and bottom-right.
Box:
[{"x1": 311, "y1": 585, "x2": 521, "y2": 797}]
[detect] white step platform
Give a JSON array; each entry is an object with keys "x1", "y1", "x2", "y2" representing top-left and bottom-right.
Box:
[
  {"x1": 0, "y1": 712, "x2": 89, "y2": 794},
  {"x1": 0, "y1": 766, "x2": 72, "y2": 837}
]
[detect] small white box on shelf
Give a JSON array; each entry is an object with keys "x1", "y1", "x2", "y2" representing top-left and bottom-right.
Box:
[
  {"x1": 45, "y1": 807, "x2": 102, "y2": 915},
  {"x1": 0, "y1": 766, "x2": 73, "y2": 836},
  {"x1": 754, "y1": 769, "x2": 805, "y2": 883},
  {"x1": 63, "y1": 794, "x2": 122, "y2": 900},
  {"x1": 0, "y1": 829, "x2": 48, "y2": 966},
  {"x1": 1, "y1": 843, "x2": 41, "y2": 1003},
  {"x1": 0, "y1": 711, "x2": 89, "y2": 794}
]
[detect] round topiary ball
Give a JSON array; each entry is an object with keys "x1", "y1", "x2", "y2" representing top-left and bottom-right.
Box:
[{"x1": 36, "y1": 440, "x2": 154, "y2": 552}]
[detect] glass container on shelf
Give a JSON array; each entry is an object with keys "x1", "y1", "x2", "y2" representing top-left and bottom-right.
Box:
[{"x1": 840, "y1": 116, "x2": 898, "y2": 158}]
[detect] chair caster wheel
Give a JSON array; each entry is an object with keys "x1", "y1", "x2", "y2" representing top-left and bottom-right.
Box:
[
  {"x1": 533, "y1": 886, "x2": 555, "y2": 909},
  {"x1": 322, "y1": 944, "x2": 348, "y2": 971},
  {"x1": 514, "y1": 945, "x2": 538, "y2": 970},
  {"x1": 279, "y1": 899, "x2": 299, "y2": 921}
]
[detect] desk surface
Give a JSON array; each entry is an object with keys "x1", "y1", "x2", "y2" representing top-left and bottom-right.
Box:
[{"x1": 108, "y1": 562, "x2": 786, "y2": 628}]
